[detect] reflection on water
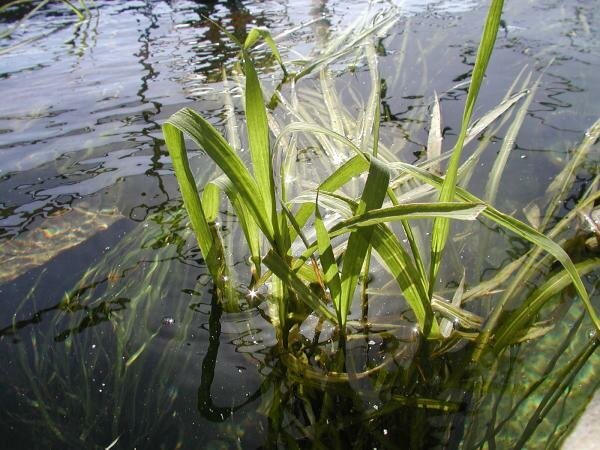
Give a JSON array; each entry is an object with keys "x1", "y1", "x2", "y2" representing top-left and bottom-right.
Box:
[{"x1": 0, "y1": 0, "x2": 599, "y2": 448}]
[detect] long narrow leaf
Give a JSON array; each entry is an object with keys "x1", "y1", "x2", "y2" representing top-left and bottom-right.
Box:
[
  {"x1": 427, "y1": 92, "x2": 442, "y2": 174},
  {"x1": 339, "y1": 158, "x2": 390, "y2": 324},
  {"x1": 493, "y1": 258, "x2": 600, "y2": 350},
  {"x1": 315, "y1": 195, "x2": 343, "y2": 324},
  {"x1": 208, "y1": 176, "x2": 262, "y2": 279},
  {"x1": 244, "y1": 28, "x2": 288, "y2": 76},
  {"x1": 430, "y1": 0, "x2": 504, "y2": 295},
  {"x1": 484, "y1": 71, "x2": 536, "y2": 206},
  {"x1": 242, "y1": 50, "x2": 280, "y2": 245},
  {"x1": 339, "y1": 202, "x2": 485, "y2": 228},
  {"x1": 162, "y1": 123, "x2": 227, "y2": 284}
]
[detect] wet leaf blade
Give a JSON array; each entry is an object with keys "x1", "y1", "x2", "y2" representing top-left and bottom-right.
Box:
[
  {"x1": 315, "y1": 196, "x2": 342, "y2": 323},
  {"x1": 162, "y1": 123, "x2": 225, "y2": 277},
  {"x1": 339, "y1": 202, "x2": 486, "y2": 228},
  {"x1": 165, "y1": 108, "x2": 275, "y2": 242},
  {"x1": 242, "y1": 50, "x2": 279, "y2": 243},
  {"x1": 339, "y1": 157, "x2": 390, "y2": 324},
  {"x1": 430, "y1": 0, "x2": 504, "y2": 292},
  {"x1": 494, "y1": 258, "x2": 600, "y2": 350}
]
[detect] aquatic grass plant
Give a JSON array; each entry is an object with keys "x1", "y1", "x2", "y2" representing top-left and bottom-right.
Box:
[
  {"x1": 2, "y1": 2, "x2": 598, "y2": 448},
  {"x1": 164, "y1": 0, "x2": 599, "y2": 347},
  {"x1": 159, "y1": 1, "x2": 600, "y2": 446}
]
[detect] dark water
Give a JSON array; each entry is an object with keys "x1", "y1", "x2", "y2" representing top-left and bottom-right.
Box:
[{"x1": 0, "y1": 1, "x2": 598, "y2": 449}]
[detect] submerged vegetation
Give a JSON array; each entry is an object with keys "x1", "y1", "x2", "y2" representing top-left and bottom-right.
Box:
[
  {"x1": 0, "y1": 0, "x2": 94, "y2": 54},
  {"x1": 162, "y1": 0, "x2": 600, "y2": 447}
]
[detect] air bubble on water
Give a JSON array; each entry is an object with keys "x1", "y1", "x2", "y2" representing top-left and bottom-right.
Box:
[
  {"x1": 383, "y1": 429, "x2": 388, "y2": 436},
  {"x1": 588, "y1": 329, "x2": 597, "y2": 340},
  {"x1": 368, "y1": 340, "x2": 376, "y2": 346},
  {"x1": 162, "y1": 317, "x2": 175, "y2": 326},
  {"x1": 91, "y1": 344, "x2": 96, "y2": 349}
]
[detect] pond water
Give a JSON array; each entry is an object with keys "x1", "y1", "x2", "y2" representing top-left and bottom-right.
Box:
[{"x1": 0, "y1": 1, "x2": 599, "y2": 449}]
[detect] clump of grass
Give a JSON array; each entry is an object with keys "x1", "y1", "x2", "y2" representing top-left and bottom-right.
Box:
[
  {"x1": 162, "y1": 0, "x2": 600, "y2": 445},
  {"x1": 164, "y1": 0, "x2": 598, "y2": 348}
]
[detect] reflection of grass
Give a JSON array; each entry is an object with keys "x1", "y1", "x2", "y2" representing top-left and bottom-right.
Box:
[{"x1": 164, "y1": 0, "x2": 600, "y2": 447}]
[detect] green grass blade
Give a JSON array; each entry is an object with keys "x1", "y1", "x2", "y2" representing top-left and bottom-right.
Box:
[
  {"x1": 61, "y1": 0, "x2": 85, "y2": 20},
  {"x1": 209, "y1": 176, "x2": 262, "y2": 280},
  {"x1": 242, "y1": 50, "x2": 280, "y2": 245},
  {"x1": 292, "y1": 195, "x2": 485, "y2": 233},
  {"x1": 465, "y1": 88, "x2": 529, "y2": 143},
  {"x1": 291, "y1": 155, "x2": 369, "y2": 235},
  {"x1": 484, "y1": 71, "x2": 537, "y2": 206},
  {"x1": 339, "y1": 202, "x2": 485, "y2": 228},
  {"x1": 162, "y1": 123, "x2": 227, "y2": 284},
  {"x1": 369, "y1": 224, "x2": 439, "y2": 337},
  {"x1": 339, "y1": 158, "x2": 390, "y2": 325},
  {"x1": 201, "y1": 182, "x2": 221, "y2": 222},
  {"x1": 427, "y1": 92, "x2": 442, "y2": 174},
  {"x1": 244, "y1": 28, "x2": 288, "y2": 77},
  {"x1": 493, "y1": 258, "x2": 600, "y2": 350},
  {"x1": 429, "y1": 0, "x2": 504, "y2": 295},
  {"x1": 315, "y1": 195, "x2": 343, "y2": 324},
  {"x1": 165, "y1": 108, "x2": 275, "y2": 243},
  {"x1": 540, "y1": 117, "x2": 600, "y2": 232}
]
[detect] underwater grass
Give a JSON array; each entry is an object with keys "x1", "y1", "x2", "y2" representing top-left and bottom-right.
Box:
[{"x1": 0, "y1": 0, "x2": 96, "y2": 55}]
